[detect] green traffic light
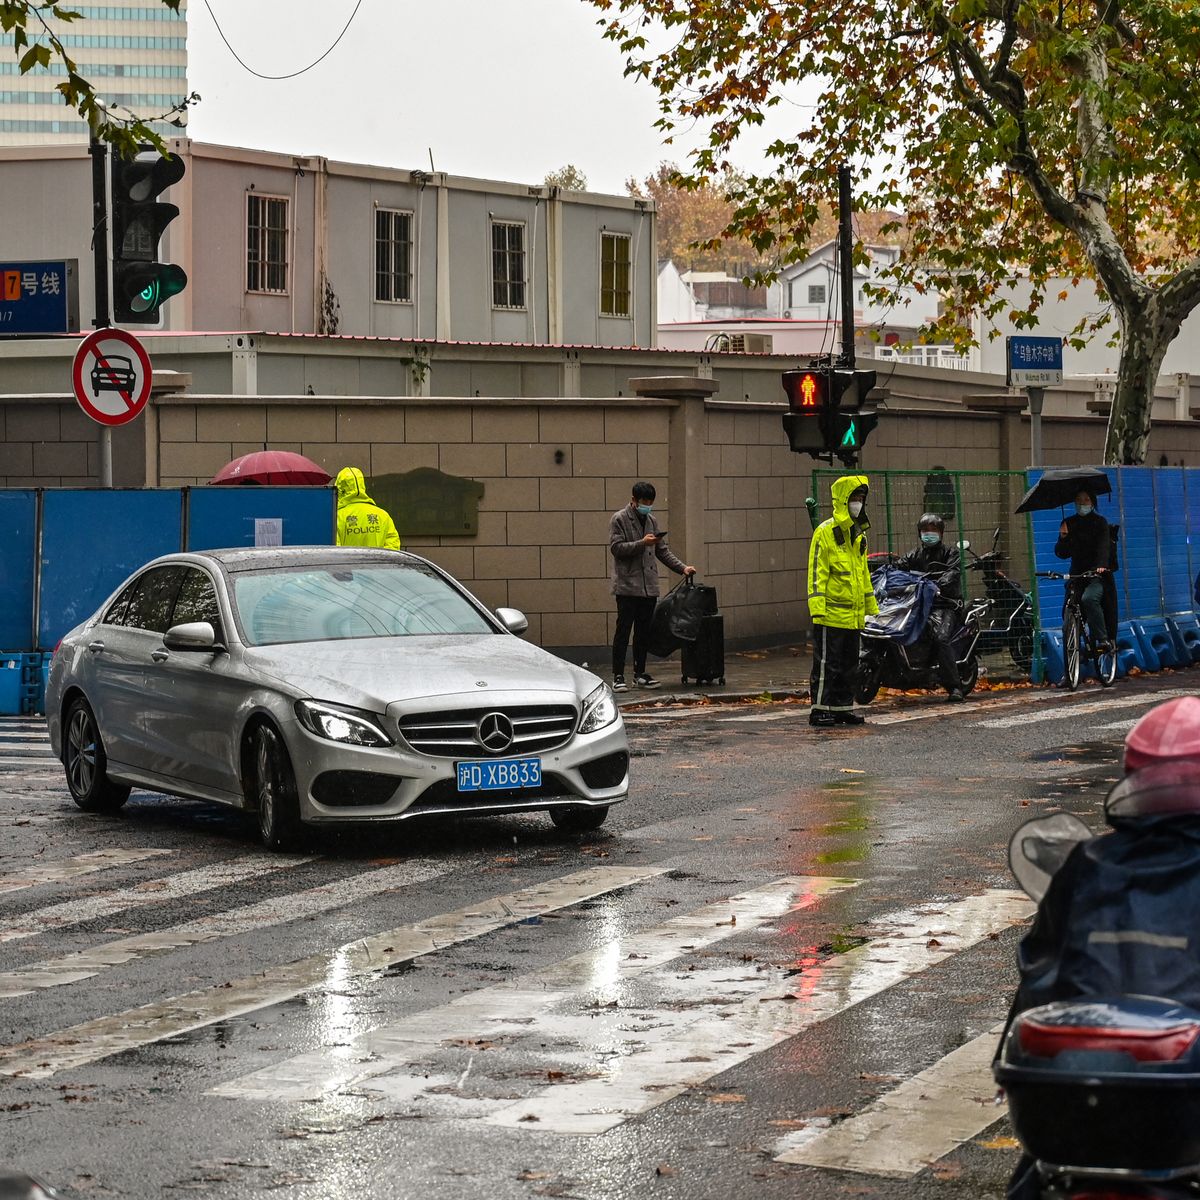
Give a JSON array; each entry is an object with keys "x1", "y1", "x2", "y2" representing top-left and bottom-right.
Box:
[{"x1": 841, "y1": 420, "x2": 858, "y2": 448}]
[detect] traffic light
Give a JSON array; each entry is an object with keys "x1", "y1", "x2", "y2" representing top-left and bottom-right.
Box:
[
  {"x1": 781, "y1": 365, "x2": 881, "y2": 464},
  {"x1": 110, "y1": 147, "x2": 187, "y2": 324},
  {"x1": 782, "y1": 368, "x2": 829, "y2": 455}
]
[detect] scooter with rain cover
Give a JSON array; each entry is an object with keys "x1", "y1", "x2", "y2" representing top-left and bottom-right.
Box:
[
  {"x1": 854, "y1": 561, "x2": 991, "y2": 703},
  {"x1": 997, "y1": 805, "x2": 1200, "y2": 1200}
]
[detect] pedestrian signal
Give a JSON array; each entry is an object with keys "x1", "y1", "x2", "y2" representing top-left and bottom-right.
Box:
[{"x1": 781, "y1": 365, "x2": 881, "y2": 464}]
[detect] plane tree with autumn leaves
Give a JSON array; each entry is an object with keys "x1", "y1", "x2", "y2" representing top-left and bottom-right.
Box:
[{"x1": 587, "y1": 0, "x2": 1200, "y2": 464}]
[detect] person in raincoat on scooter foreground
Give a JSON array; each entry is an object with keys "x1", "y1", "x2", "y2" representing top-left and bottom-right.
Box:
[
  {"x1": 1004, "y1": 695, "x2": 1200, "y2": 1199},
  {"x1": 807, "y1": 475, "x2": 878, "y2": 728}
]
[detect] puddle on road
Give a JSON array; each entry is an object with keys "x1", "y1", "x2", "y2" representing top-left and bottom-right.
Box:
[{"x1": 1032, "y1": 742, "x2": 1116, "y2": 766}]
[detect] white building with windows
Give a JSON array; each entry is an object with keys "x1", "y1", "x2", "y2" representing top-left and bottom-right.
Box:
[
  {"x1": 0, "y1": 1, "x2": 189, "y2": 146},
  {"x1": 0, "y1": 139, "x2": 657, "y2": 345}
]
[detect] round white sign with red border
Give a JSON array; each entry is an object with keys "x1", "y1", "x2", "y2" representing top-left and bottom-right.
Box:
[{"x1": 71, "y1": 328, "x2": 153, "y2": 427}]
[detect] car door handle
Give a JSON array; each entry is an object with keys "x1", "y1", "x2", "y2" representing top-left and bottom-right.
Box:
[
  {"x1": 151, "y1": 649, "x2": 170, "y2": 662},
  {"x1": 88, "y1": 641, "x2": 105, "y2": 654}
]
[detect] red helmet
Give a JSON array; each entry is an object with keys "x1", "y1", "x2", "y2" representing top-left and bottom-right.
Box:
[{"x1": 1125, "y1": 697, "x2": 1200, "y2": 774}]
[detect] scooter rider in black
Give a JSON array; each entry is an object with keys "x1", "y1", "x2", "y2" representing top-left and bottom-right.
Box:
[{"x1": 896, "y1": 513, "x2": 965, "y2": 702}]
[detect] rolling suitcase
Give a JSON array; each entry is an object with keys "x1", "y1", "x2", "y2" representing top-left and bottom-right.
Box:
[{"x1": 681, "y1": 613, "x2": 725, "y2": 686}]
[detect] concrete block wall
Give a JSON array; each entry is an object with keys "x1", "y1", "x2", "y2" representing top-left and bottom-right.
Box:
[{"x1": 151, "y1": 396, "x2": 674, "y2": 652}]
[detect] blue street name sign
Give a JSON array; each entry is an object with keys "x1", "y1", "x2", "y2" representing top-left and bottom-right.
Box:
[
  {"x1": 0, "y1": 259, "x2": 79, "y2": 336},
  {"x1": 1006, "y1": 335, "x2": 1064, "y2": 387}
]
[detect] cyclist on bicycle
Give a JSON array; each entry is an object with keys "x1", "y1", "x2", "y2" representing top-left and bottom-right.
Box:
[{"x1": 1054, "y1": 487, "x2": 1115, "y2": 653}]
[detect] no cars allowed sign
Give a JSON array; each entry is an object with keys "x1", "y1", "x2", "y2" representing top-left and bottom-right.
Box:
[{"x1": 71, "y1": 327, "x2": 153, "y2": 427}]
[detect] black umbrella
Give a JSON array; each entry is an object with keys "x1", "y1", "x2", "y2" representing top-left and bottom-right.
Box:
[{"x1": 1015, "y1": 467, "x2": 1112, "y2": 514}]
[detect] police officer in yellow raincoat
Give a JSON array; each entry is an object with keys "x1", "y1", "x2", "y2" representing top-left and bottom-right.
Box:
[
  {"x1": 335, "y1": 467, "x2": 402, "y2": 549},
  {"x1": 807, "y1": 474, "x2": 877, "y2": 728}
]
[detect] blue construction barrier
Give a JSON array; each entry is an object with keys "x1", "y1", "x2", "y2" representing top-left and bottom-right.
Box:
[
  {"x1": 38, "y1": 489, "x2": 184, "y2": 652},
  {"x1": 185, "y1": 486, "x2": 335, "y2": 550},
  {"x1": 0, "y1": 486, "x2": 336, "y2": 658},
  {"x1": 0, "y1": 491, "x2": 37, "y2": 652}
]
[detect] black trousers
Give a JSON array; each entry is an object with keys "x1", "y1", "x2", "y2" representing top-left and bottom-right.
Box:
[
  {"x1": 927, "y1": 607, "x2": 961, "y2": 694},
  {"x1": 811, "y1": 623, "x2": 860, "y2": 712},
  {"x1": 613, "y1": 595, "x2": 657, "y2": 676}
]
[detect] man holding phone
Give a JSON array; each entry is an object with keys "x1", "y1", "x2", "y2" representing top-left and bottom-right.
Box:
[{"x1": 609, "y1": 481, "x2": 695, "y2": 690}]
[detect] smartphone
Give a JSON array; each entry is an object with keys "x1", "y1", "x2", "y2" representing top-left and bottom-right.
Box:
[{"x1": 654, "y1": 530, "x2": 668, "y2": 538}]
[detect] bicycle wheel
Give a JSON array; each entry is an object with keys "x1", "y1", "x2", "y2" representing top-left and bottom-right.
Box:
[
  {"x1": 1062, "y1": 612, "x2": 1082, "y2": 691},
  {"x1": 1097, "y1": 639, "x2": 1118, "y2": 687}
]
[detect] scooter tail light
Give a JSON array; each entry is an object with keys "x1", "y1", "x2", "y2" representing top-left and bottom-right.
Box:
[
  {"x1": 51, "y1": 639, "x2": 62, "y2": 660},
  {"x1": 1019, "y1": 1017, "x2": 1200, "y2": 1062}
]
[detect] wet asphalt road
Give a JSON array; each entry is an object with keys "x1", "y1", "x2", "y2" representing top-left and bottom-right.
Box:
[{"x1": 0, "y1": 671, "x2": 1193, "y2": 1200}]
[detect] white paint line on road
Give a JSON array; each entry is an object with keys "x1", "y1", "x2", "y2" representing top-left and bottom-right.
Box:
[
  {"x1": 480, "y1": 889, "x2": 1031, "y2": 1134},
  {"x1": 209, "y1": 875, "x2": 861, "y2": 1102},
  {"x1": 0, "y1": 865, "x2": 664, "y2": 1079},
  {"x1": 0, "y1": 853, "x2": 317, "y2": 945},
  {"x1": 1095, "y1": 718, "x2": 1139, "y2": 732},
  {"x1": 979, "y1": 688, "x2": 1195, "y2": 730},
  {"x1": 774, "y1": 1022, "x2": 1006, "y2": 1177},
  {"x1": 0, "y1": 849, "x2": 174, "y2": 896},
  {"x1": 0, "y1": 855, "x2": 463, "y2": 998}
]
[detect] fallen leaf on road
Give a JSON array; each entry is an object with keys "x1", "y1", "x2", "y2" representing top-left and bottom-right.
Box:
[
  {"x1": 977, "y1": 1136, "x2": 1021, "y2": 1151},
  {"x1": 715, "y1": 916, "x2": 737, "y2": 927},
  {"x1": 655, "y1": 1164, "x2": 676, "y2": 1177},
  {"x1": 518, "y1": 1114, "x2": 540, "y2": 1122},
  {"x1": 840, "y1": 768, "x2": 865, "y2": 774},
  {"x1": 768, "y1": 1119, "x2": 808, "y2": 1129},
  {"x1": 517, "y1": 1171, "x2": 552, "y2": 1181},
  {"x1": 707, "y1": 1093, "x2": 746, "y2": 1104}
]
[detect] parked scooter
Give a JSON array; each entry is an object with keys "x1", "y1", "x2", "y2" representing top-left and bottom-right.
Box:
[
  {"x1": 965, "y1": 528, "x2": 1036, "y2": 672},
  {"x1": 855, "y1": 560, "x2": 991, "y2": 703},
  {"x1": 996, "y1": 700, "x2": 1200, "y2": 1198}
]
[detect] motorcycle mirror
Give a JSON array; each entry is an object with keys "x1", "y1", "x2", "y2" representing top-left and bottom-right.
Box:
[{"x1": 1008, "y1": 812, "x2": 1093, "y2": 901}]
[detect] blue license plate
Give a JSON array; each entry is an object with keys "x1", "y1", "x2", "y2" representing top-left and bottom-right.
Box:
[{"x1": 456, "y1": 757, "x2": 542, "y2": 792}]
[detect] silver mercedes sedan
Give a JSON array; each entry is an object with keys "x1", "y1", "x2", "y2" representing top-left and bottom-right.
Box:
[{"x1": 46, "y1": 548, "x2": 628, "y2": 849}]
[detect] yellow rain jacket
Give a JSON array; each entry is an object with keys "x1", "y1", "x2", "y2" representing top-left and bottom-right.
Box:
[
  {"x1": 807, "y1": 473, "x2": 878, "y2": 630},
  {"x1": 335, "y1": 467, "x2": 402, "y2": 550}
]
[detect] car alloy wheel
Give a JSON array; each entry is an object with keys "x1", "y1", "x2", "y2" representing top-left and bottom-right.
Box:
[
  {"x1": 63, "y1": 698, "x2": 130, "y2": 812},
  {"x1": 254, "y1": 725, "x2": 304, "y2": 851}
]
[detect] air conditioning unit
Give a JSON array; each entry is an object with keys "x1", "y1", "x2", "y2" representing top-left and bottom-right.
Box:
[{"x1": 725, "y1": 333, "x2": 774, "y2": 354}]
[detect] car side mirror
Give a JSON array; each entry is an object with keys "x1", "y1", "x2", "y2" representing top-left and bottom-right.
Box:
[
  {"x1": 495, "y1": 607, "x2": 529, "y2": 635},
  {"x1": 163, "y1": 621, "x2": 223, "y2": 652}
]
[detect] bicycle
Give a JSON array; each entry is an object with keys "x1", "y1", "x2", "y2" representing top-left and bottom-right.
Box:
[{"x1": 1035, "y1": 570, "x2": 1117, "y2": 690}]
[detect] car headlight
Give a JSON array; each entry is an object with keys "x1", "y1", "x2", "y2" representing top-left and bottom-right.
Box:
[
  {"x1": 295, "y1": 700, "x2": 393, "y2": 747},
  {"x1": 578, "y1": 683, "x2": 619, "y2": 735}
]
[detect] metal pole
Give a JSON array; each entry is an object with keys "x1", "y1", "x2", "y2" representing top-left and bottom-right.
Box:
[
  {"x1": 88, "y1": 123, "x2": 113, "y2": 487},
  {"x1": 837, "y1": 164, "x2": 855, "y2": 369},
  {"x1": 1027, "y1": 386, "x2": 1045, "y2": 468}
]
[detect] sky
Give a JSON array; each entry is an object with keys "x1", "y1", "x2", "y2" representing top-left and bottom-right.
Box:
[{"x1": 184, "y1": 0, "x2": 695, "y2": 196}]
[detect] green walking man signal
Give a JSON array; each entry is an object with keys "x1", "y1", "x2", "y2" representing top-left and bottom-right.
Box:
[{"x1": 780, "y1": 364, "x2": 880, "y2": 466}]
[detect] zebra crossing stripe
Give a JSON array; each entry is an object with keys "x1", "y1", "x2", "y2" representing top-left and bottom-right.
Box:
[
  {"x1": 0, "y1": 852, "x2": 317, "y2": 945},
  {"x1": 979, "y1": 688, "x2": 1194, "y2": 730},
  {"x1": 0, "y1": 855, "x2": 462, "y2": 998},
  {"x1": 0, "y1": 865, "x2": 664, "y2": 1079},
  {"x1": 481, "y1": 890, "x2": 1031, "y2": 1134},
  {"x1": 209, "y1": 875, "x2": 861, "y2": 1101},
  {"x1": 774, "y1": 1022, "x2": 1006, "y2": 1176},
  {"x1": 0, "y1": 849, "x2": 174, "y2": 895}
]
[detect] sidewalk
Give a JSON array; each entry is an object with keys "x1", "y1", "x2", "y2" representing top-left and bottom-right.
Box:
[{"x1": 609, "y1": 643, "x2": 813, "y2": 709}]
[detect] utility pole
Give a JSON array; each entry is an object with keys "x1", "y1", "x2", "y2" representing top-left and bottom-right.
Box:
[
  {"x1": 837, "y1": 164, "x2": 855, "y2": 370},
  {"x1": 88, "y1": 112, "x2": 113, "y2": 487}
]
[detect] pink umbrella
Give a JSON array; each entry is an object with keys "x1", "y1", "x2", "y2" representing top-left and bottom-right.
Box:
[{"x1": 209, "y1": 451, "x2": 332, "y2": 486}]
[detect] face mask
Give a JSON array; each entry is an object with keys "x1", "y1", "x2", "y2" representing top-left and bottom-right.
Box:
[
  {"x1": 636, "y1": 504, "x2": 653, "y2": 516},
  {"x1": 920, "y1": 532, "x2": 940, "y2": 546},
  {"x1": 1077, "y1": 503, "x2": 1093, "y2": 517},
  {"x1": 848, "y1": 500, "x2": 864, "y2": 519}
]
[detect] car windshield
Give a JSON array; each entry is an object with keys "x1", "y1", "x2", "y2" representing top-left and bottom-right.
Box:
[{"x1": 231, "y1": 562, "x2": 496, "y2": 646}]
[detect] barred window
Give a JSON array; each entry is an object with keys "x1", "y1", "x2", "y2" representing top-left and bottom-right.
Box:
[
  {"x1": 375, "y1": 209, "x2": 413, "y2": 303},
  {"x1": 808, "y1": 283, "x2": 827, "y2": 305},
  {"x1": 246, "y1": 194, "x2": 289, "y2": 294},
  {"x1": 491, "y1": 221, "x2": 526, "y2": 309},
  {"x1": 600, "y1": 232, "x2": 632, "y2": 318}
]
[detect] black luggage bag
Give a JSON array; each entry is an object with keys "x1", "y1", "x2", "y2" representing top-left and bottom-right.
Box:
[{"x1": 681, "y1": 614, "x2": 725, "y2": 686}]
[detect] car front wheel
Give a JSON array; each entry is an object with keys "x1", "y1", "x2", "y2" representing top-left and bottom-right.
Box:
[
  {"x1": 252, "y1": 725, "x2": 305, "y2": 851},
  {"x1": 63, "y1": 697, "x2": 131, "y2": 812},
  {"x1": 550, "y1": 805, "x2": 609, "y2": 834}
]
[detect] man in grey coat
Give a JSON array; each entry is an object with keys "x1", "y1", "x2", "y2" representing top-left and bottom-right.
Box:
[{"x1": 610, "y1": 481, "x2": 695, "y2": 690}]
